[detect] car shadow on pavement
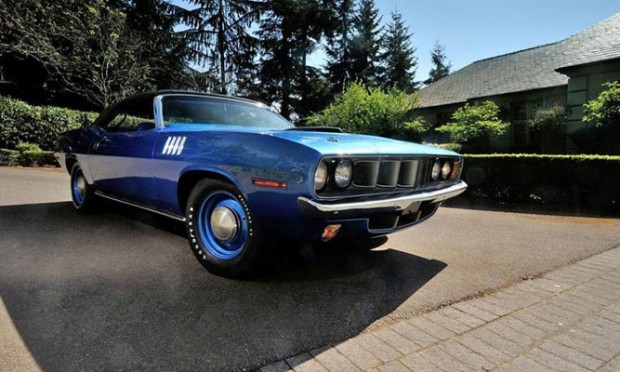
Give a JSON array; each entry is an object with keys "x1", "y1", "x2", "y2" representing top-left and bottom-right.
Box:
[{"x1": 0, "y1": 202, "x2": 446, "y2": 371}]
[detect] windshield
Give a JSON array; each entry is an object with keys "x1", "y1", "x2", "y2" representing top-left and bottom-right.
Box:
[{"x1": 161, "y1": 95, "x2": 293, "y2": 130}]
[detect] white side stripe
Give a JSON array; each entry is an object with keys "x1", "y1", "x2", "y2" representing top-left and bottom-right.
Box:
[
  {"x1": 170, "y1": 136, "x2": 181, "y2": 155},
  {"x1": 162, "y1": 136, "x2": 187, "y2": 156},
  {"x1": 176, "y1": 137, "x2": 187, "y2": 156},
  {"x1": 163, "y1": 137, "x2": 174, "y2": 155}
]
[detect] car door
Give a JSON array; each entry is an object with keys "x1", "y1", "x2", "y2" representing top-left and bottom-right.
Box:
[{"x1": 88, "y1": 97, "x2": 159, "y2": 205}]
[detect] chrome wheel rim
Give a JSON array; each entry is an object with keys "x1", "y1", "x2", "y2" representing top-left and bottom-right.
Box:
[
  {"x1": 72, "y1": 169, "x2": 86, "y2": 206},
  {"x1": 210, "y1": 205, "x2": 239, "y2": 242},
  {"x1": 197, "y1": 191, "x2": 249, "y2": 260}
]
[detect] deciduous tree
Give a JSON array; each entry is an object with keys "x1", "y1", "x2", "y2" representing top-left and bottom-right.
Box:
[
  {"x1": 436, "y1": 101, "x2": 509, "y2": 152},
  {"x1": 308, "y1": 81, "x2": 427, "y2": 140}
]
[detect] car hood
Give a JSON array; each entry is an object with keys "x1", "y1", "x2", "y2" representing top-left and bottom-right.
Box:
[{"x1": 268, "y1": 130, "x2": 458, "y2": 157}]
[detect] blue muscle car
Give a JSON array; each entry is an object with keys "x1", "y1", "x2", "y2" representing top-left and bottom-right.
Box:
[{"x1": 55, "y1": 90, "x2": 467, "y2": 277}]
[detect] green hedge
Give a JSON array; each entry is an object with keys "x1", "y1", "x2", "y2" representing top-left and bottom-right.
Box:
[
  {"x1": 0, "y1": 96, "x2": 98, "y2": 151},
  {"x1": 0, "y1": 146, "x2": 58, "y2": 167},
  {"x1": 0, "y1": 148, "x2": 19, "y2": 166},
  {"x1": 455, "y1": 154, "x2": 620, "y2": 215},
  {"x1": 20, "y1": 151, "x2": 57, "y2": 167}
]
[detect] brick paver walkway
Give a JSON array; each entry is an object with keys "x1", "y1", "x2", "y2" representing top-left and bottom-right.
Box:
[{"x1": 261, "y1": 247, "x2": 620, "y2": 371}]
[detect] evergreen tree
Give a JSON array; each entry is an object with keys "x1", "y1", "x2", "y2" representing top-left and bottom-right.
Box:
[
  {"x1": 324, "y1": 0, "x2": 355, "y2": 95},
  {"x1": 424, "y1": 41, "x2": 451, "y2": 85},
  {"x1": 180, "y1": 0, "x2": 261, "y2": 94},
  {"x1": 255, "y1": 0, "x2": 330, "y2": 120},
  {"x1": 125, "y1": 0, "x2": 188, "y2": 90},
  {"x1": 292, "y1": 0, "x2": 332, "y2": 119},
  {"x1": 380, "y1": 10, "x2": 418, "y2": 92},
  {"x1": 351, "y1": 0, "x2": 382, "y2": 86}
]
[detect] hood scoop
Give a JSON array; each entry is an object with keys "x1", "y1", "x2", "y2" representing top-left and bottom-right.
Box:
[{"x1": 285, "y1": 126, "x2": 344, "y2": 133}]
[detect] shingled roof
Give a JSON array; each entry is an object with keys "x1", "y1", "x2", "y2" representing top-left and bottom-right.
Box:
[{"x1": 418, "y1": 13, "x2": 620, "y2": 108}]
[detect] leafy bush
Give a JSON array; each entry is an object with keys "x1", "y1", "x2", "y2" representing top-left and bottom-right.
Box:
[
  {"x1": 454, "y1": 154, "x2": 620, "y2": 215},
  {"x1": 436, "y1": 101, "x2": 509, "y2": 153},
  {"x1": 0, "y1": 142, "x2": 59, "y2": 167},
  {"x1": 307, "y1": 82, "x2": 428, "y2": 140},
  {"x1": 0, "y1": 149, "x2": 20, "y2": 166},
  {"x1": 572, "y1": 81, "x2": 620, "y2": 155},
  {"x1": 529, "y1": 105, "x2": 566, "y2": 153},
  {"x1": 20, "y1": 151, "x2": 57, "y2": 167},
  {"x1": 0, "y1": 96, "x2": 99, "y2": 151},
  {"x1": 583, "y1": 81, "x2": 620, "y2": 127},
  {"x1": 15, "y1": 142, "x2": 42, "y2": 153}
]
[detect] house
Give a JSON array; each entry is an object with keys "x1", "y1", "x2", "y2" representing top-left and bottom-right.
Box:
[{"x1": 416, "y1": 13, "x2": 620, "y2": 153}]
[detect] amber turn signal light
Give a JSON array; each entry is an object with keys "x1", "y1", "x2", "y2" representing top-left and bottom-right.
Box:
[{"x1": 321, "y1": 224, "x2": 342, "y2": 241}]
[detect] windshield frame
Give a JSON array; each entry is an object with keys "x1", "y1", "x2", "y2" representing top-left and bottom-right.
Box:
[{"x1": 153, "y1": 93, "x2": 293, "y2": 130}]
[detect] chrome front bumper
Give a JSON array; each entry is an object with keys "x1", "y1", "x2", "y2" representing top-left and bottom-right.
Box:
[{"x1": 298, "y1": 181, "x2": 467, "y2": 218}]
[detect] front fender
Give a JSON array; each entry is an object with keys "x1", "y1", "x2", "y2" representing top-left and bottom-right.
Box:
[{"x1": 153, "y1": 131, "x2": 323, "y2": 217}]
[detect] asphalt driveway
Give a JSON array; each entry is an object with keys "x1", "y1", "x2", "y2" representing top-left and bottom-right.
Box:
[{"x1": 1, "y1": 167, "x2": 619, "y2": 371}]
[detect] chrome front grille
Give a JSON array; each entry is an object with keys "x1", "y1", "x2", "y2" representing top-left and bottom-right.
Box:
[
  {"x1": 352, "y1": 158, "x2": 433, "y2": 189},
  {"x1": 397, "y1": 160, "x2": 418, "y2": 187},
  {"x1": 377, "y1": 161, "x2": 399, "y2": 187},
  {"x1": 352, "y1": 161, "x2": 379, "y2": 187}
]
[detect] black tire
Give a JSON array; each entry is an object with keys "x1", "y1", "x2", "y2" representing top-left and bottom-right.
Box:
[
  {"x1": 185, "y1": 179, "x2": 263, "y2": 278},
  {"x1": 70, "y1": 163, "x2": 98, "y2": 213}
]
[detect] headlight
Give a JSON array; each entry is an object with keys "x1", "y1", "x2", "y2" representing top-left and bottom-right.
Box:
[
  {"x1": 314, "y1": 161, "x2": 328, "y2": 191},
  {"x1": 334, "y1": 159, "x2": 353, "y2": 188},
  {"x1": 431, "y1": 160, "x2": 442, "y2": 181},
  {"x1": 441, "y1": 162, "x2": 452, "y2": 180}
]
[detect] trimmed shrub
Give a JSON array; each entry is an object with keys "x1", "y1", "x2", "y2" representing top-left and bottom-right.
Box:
[
  {"x1": 1, "y1": 142, "x2": 59, "y2": 167},
  {"x1": 0, "y1": 148, "x2": 20, "y2": 166},
  {"x1": 454, "y1": 154, "x2": 620, "y2": 215},
  {"x1": 0, "y1": 96, "x2": 99, "y2": 151},
  {"x1": 20, "y1": 151, "x2": 58, "y2": 167}
]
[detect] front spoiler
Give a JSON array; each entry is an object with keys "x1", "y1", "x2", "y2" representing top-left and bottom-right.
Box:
[{"x1": 298, "y1": 181, "x2": 467, "y2": 219}]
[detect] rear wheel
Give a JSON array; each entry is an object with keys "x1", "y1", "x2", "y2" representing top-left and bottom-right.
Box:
[
  {"x1": 185, "y1": 179, "x2": 263, "y2": 278},
  {"x1": 70, "y1": 163, "x2": 98, "y2": 213}
]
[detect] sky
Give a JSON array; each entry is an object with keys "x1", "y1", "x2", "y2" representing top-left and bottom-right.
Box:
[
  {"x1": 371, "y1": 0, "x2": 620, "y2": 82},
  {"x1": 172, "y1": 0, "x2": 620, "y2": 84}
]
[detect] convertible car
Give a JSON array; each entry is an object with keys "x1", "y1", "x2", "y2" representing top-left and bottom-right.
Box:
[{"x1": 55, "y1": 90, "x2": 467, "y2": 277}]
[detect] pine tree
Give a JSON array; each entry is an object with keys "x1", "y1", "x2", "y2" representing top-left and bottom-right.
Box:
[
  {"x1": 351, "y1": 0, "x2": 382, "y2": 86},
  {"x1": 380, "y1": 10, "x2": 418, "y2": 92},
  {"x1": 324, "y1": 0, "x2": 356, "y2": 94},
  {"x1": 124, "y1": 0, "x2": 188, "y2": 90},
  {"x1": 424, "y1": 41, "x2": 451, "y2": 85},
  {"x1": 180, "y1": 0, "x2": 261, "y2": 94},
  {"x1": 255, "y1": 0, "x2": 331, "y2": 120}
]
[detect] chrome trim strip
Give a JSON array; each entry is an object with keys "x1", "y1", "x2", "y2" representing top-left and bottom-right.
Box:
[
  {"x1": 153, "y1": 95, "x2": 164, "y2": 129},
  {"x1": 299, "y1": 181, "x2": 467, "y2": 213},
  {"x1": 95, "y1": 191, "x2": 186, "y2": 222}
]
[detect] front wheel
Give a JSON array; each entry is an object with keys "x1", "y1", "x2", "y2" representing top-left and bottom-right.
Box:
[
  {"x1": 70, "y1": 163, "x2": 98, "y2": 213},
  {"x1": 185, "y1": 179, "x2": 263, "y2": 278}
]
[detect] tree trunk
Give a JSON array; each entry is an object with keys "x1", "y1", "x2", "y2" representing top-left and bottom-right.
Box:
[
  {"x1": 217, "y1": 0, "x2": 226, "y2": 94},
  {"x1": 280, "y1": 20, "x2": 291, "y2": 119}
]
